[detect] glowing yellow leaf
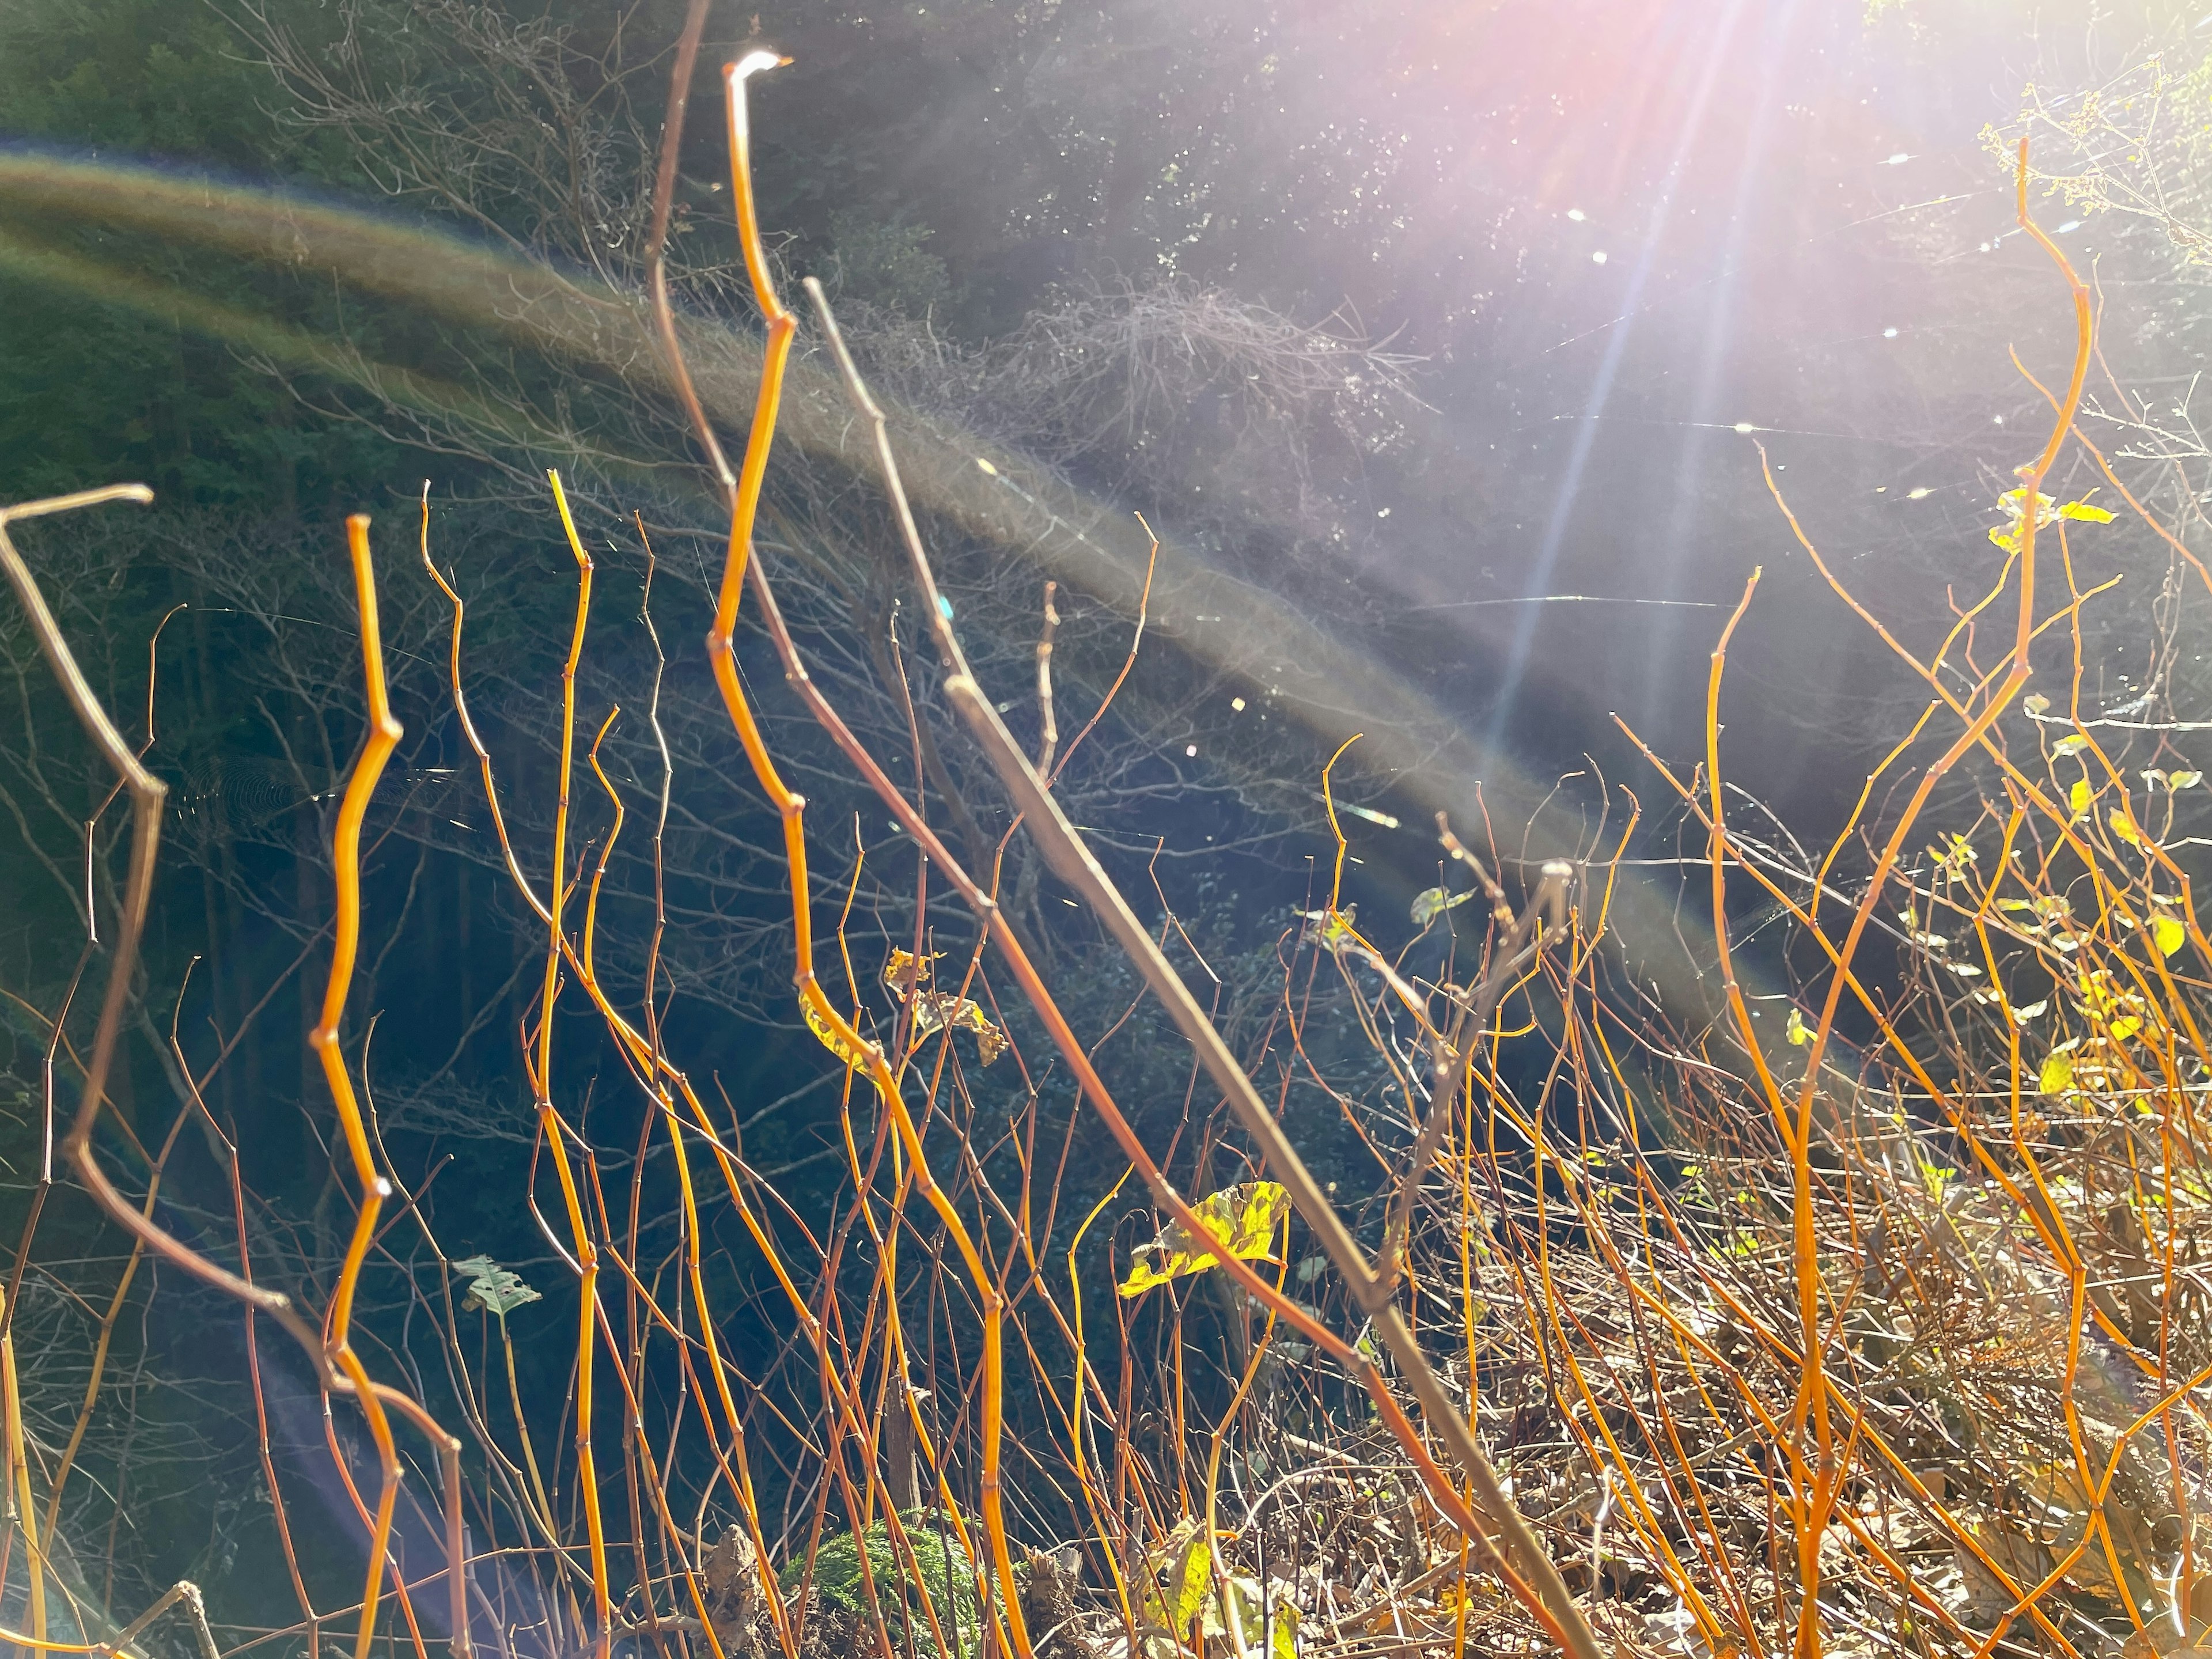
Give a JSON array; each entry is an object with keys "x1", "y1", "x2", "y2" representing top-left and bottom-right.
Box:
[
  {"x1": 1785, "y1": 1007, "x2": 1811, "y2": 1047},
  {"x1": 1141, "y1": 1520, "x2": 1212, "y2": 1638},
  {"x1": 1118, "y1": 1181, "x2": 1290, "y2": 1298},
  {"x1": 1932, "y1": 832, "x2": 1977, "y2": 875},
  {"x1": 2153, "y1": 914, "x2": 2186, "y2": 958},
  {"x1": 883, "y1": 948, "x2": 940, "y2": 996},
  {"x1": 803, "y1": 997, "x2": 865, "y2": 1069},
  {"x1": 2111, "y1": 809, "x2": 2140, "y2": 846},
  {"x1": 1168, "y1": 1540, "x2": 1210, "y2": 1634},
  {"x1": 2110, "y1": 1016, "x2": 2142, "y2": 1042},
  {"x1": 2069, "y1": 778, "x2": 2092, "y2": 819},
  {"x1": 2039, "y1": 1051, "x2": 2074, "y2": 1097}
]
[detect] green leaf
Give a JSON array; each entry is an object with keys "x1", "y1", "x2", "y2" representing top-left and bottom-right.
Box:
[
  {"x1": 1298, "y1": 906, "x2": 1361, "y2": 954},
  {"x1": 1119, "y1": 1182, "x2": 1290, "y2": 1298},
  {"x1": 2172, "y1": 771, "x2": 2203, "y2": 790},
  {"x1": 454, "y1": 1255, "x2": 541, "y2": 1319},
  {"x1": 2022, "y1": 693, "x2": 2052, "y2": 717},
  {"x1": 2053, "y1": 733, "x2": 2090, "y2": 757},
  {"x1": 1410, "y1": 886, "x2": 1475, "y2": 926}
]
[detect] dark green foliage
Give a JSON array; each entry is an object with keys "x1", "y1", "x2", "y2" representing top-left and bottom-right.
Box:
[
  {"x1": 0, "y1": 0, "x2": 379, "y2": 506},
  {"x1": 0, "y1": 0, "x2": 277, "y2": 163}
]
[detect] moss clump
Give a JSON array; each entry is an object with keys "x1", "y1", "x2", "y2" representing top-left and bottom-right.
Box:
[{"x1": 779, "y1": 1510, "x2": 981, "y2": 1657}]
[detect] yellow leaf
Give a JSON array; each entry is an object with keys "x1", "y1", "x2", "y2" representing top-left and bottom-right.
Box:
[
  {"x1": 1141, "y1": 1520, "x2": 1212, "y2": 1637},
  {"x1": 883, "y1": 948, "x2": 939, "y2": 997},
  {"x1": 885, "y1": 951, "x2": 1006, "y2": 1063},
  {"x1": 2110, "y1": 1016, "x2": 2142, "y2": 1042},
  {"x1": 1168, "y1": 1536, "x2": 1210, "y2": 1633},
  {"x1": 946, "y1": 996, "x2": 1007, "y2": 1065},
  {"x1": 1932, "y1": 832, "x2": 1977, "y2": 874},
  {"x1": 2153, "y1": 914, "x2": 2186, "y2": 958},
  {"x1": 1785, "y1": 1007, "x2": 1811, "y2": 1047},
  {"x1": 803, "y1": 997, "x2": 865, "y2": 1069},
  {"x1": 2039, "y1": 1051, "x2": 2074, "y2": 1097},
  {"x1": 2069, "y1": 777, "x2": 2093, "y2": 819},
  {"x1": 1119, "y1": 1181, "x2": 1290, "y2": 1298}
]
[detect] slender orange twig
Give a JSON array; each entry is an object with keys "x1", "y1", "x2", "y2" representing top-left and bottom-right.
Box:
[
  {"x1": 315, "y1": 516, "x2": 474, "y2": 1659},
  {"x1": 702, "y1": 51, "x2": 1036, "y2": 1654},
  {"x1": 540, "y1": 469, "x2": 613, "y2": 1659}
]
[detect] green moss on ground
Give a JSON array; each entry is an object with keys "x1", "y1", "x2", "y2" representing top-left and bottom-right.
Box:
[{"x1": 779, "y1": 1511, "x2": 981, "y2": 1657}]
